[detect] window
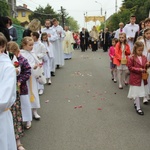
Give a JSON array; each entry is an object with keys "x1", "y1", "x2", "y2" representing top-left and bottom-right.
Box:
[
  {"x1": 15, "y1": 12, "x2": 18, "y2": 17},
  {"x1": 22, "y1": 11, "x2": 26, "y2": 17}
]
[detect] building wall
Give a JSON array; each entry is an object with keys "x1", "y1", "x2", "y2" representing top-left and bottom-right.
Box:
[{"x1": 16, "y1": 10, "x2": 31, "y2": 22}]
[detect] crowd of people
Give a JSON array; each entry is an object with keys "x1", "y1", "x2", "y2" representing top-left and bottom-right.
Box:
[
  {"x1": 0, "y1": 14, "x2": 150, "y2": 150},
  {"x1": 108, "y1": 15, "x2": 150, "y2": 116},
  {"x1": 0, "y1": 16, "x2": 76, "y2": 150}
]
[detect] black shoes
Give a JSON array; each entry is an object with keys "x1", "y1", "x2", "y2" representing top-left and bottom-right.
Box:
[
  {"x1": 136, "y1": 109, "x2": 144, "y2": 115},
  {"x1": 51, "y1": 72, "x2": 55, "y2": 76},
  {"x1": 56, "y1": 65, "x2": 60, "y2": 69}
]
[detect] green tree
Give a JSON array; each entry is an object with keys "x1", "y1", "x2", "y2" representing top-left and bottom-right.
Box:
[
  {"x1": 29, "y1": 4, "x2": 60, "y2": 25},
  {"x1": 106, "y1": 0, "x2": 150, "y2": 31},
  {"x1": 0, "y1": 0, "x2": 9, "y2": 16},
  {"x1": 65, "y1": 16, "x2": 79, "y2": 31}
]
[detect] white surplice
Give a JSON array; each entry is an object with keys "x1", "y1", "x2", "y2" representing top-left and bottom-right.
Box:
[
  {"x1": 123, "y1": 23, "x2": 139, "y2": 52},
  {"x1": 20, "y1": 50, "x2": 40, "y2": 108},
  {"x1": 114, "y1": 28, "x2": 123, "y2": 39},
  {"x1": 63, "y1": 30, "x2": 75, "y2": 59},
  {"x1": 41, "y1": 27, "x2": 58, "y2": 72},
  {"x1": 52, "y1": 25, "x2": 65, "y2": 66},
  {"x1": 42, "y1": 41, "x2": 55, "y2": 76},
  {"x1": 33, "y1": 41, "x2": 47, "y2": 89},
  {"x1": 0, "y1": 53, "x2": 17, "y2": 150}
]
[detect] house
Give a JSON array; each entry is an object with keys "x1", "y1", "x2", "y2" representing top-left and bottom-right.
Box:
[{"x1": 16, "y1": 4, "x2": 32, "y2": 27}]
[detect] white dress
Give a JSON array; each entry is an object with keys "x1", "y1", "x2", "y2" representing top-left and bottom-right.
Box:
[
  {"x1": 42, "y1": 41, "x2": 55, "y2": 76},
  {"x1": 41, "y1": 27, "x2": 57, "y2": 72},
  {"x1": 33, "y1": 41, "x2": 47, "y2": 89},
  {"x1": 117, "y1": 44, "x2": 128, "y2": 70},
  {"x1": 20, "y1": 50, "x2": 40, "y2": 109},
  {"x1": 0, "y1": 53, "x2": 17, "y2": 150},
  {"x1": 128, "y1": 56, "x2": 149, "y2": 99}
]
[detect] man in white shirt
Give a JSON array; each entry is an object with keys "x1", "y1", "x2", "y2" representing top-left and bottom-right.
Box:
[
  {"x1": 52, "y1": 18, "x2": 65, "y2": 69},
  {"x1": 123, "y1": 15, "x2": 139, "y2": 52}
]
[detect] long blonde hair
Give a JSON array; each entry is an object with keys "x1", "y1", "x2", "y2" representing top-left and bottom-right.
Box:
[
  {"x1": 132, "y1": 41, "x2": 144, "y2": 56},
  {"x1": 28, "y1": 19, "x2": 41, "y2": 32}
]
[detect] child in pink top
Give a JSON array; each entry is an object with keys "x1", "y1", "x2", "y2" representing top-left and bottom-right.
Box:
[{"x1": 108, "y1": 38, "x2": 118, "y2": 82}]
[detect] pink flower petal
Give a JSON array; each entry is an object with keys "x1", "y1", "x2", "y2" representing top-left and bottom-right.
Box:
[
  {"x1": 78, "y1": 105, "x2": 82, "y2": 108},
  {"x1": 98, "y1": 108, "x2": 102, "y2": 110}
]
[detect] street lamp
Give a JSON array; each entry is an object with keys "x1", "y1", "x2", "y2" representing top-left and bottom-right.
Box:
[{"x1": 95, "y1": 1, "x2": 102, "y2": 16}]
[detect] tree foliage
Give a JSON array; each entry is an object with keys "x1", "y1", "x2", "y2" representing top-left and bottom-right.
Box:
[
  {"x1": 104, "y1": 0, "x2": 150, "y2": 31},
  {"x1": 29, "y1": 4, "x2": 80, "y2": 31},
  {"x1": 29, "y1": 4, "x2": 59, "y2": 25},
  {"x1": 65, "y1": 16, "x2": 79, "y2": 31},
  {"x1": 0, "y1": 0, "x2": 9, "y2": 16}
]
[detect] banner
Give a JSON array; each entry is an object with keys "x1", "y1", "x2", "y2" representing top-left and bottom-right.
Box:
[{"x1": 85, "y1": 16, "x2": 105, "y2": 23}]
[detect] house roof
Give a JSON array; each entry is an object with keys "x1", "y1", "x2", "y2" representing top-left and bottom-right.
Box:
[{"x1": 16, "y1": 6, "x2": 32, "y2": 12}]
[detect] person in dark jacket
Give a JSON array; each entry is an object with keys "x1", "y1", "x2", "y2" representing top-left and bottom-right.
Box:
[
  {"x1": 102, "y1": 28, "x2": 110, "y2": 52},
  {"x1": 0, "y1": 16, "x2": 10, "y2": 41},
  {"x1": 6, "y1": 17, "x2": 18, "y2": 41}
]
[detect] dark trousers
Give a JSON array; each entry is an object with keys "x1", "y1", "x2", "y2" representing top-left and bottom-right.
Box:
[
  {"x1": 92, "y1": 41, "x2": 98, "y2": 51},
  {"x1": 103, "y1": 43, "x2": 108, "y2": 52},
  {"x1": 80, "y1": 42, "x2": 85, "y2": 51}
]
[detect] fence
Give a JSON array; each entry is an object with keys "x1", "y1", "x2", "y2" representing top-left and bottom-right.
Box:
[{"x1": 13, "y1": 24, "x2": 25, "y2": 46}]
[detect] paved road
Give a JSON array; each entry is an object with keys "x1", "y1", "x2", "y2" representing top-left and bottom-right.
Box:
[{"x1": 22, "y1": 49, "x2": 150, "y2": 150}]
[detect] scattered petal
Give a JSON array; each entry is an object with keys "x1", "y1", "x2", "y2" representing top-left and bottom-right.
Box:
[
  {"x1": 78, "y1": 105, "x2": 82, "y2": 108},
  {"x1": 45, "y1": 100, "x2": 49, "y2": 103},
  {"x1": 74, "y1": 106, "x2": 77, "y2": 109},
  {"x1": 98, "y1": 108, "x2": 102, "y2": 110}
]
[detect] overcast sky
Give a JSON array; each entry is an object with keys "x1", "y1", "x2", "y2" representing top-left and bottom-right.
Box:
[{"x1": 16, "y1": 0, "x2": 123, "y2": 30}]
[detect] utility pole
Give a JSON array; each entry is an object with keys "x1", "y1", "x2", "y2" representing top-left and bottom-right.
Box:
[
  {"x1": 11, "y1": 0, "x2": 15, "y2": 17},
  {"x1": 61, "y1": 6, "x2": 65, "y2": 29},
  {"x1": 115, "y1": 0, "x2": 117, "y2": 13}
]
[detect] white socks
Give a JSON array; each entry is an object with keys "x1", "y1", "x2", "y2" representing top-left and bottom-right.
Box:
[
  {"x1": 134, "y1": 97, "x2": 140, "y2": 110},
  {"x1": 118, "y1": 70, "x2": 123, "y2": 87}
]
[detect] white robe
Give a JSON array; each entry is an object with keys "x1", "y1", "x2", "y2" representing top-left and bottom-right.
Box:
[
  {"x1": 63, "y1": 30, "x2": 74, "y2": 59},
  {"x1": 52, "y1": 25, "x2": 65, "y2": 66},
  {"x1": 114, "y1": 28, "x2": 123, "y2": 39},
  {"x1": 33, "y1": 41, "x2": 47, "y2": 89},
  {"x1": 42, "y1": 41, "x2": 55, "y2": 75},
  {"x1": 123, "y1": 23, "x2": 139, "y2": 52},
  {"x1": 0, "y1": 53, "x2": 17, "y2": 150},
  {"x1": 41, "y1": 27, "x2": 57, "y2": 72},
  {"x1": 20, "y1": 50, "x2": 40, "y2": 108}
]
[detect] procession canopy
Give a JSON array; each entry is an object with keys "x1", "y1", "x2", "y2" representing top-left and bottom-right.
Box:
[{"x1": 85, "y1": 16, "x2": 105, "y2": 23}]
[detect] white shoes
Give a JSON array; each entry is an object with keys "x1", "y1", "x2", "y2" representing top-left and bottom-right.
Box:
[
  {"x1": 143, "y1": 97, "x2": 148, "y2": 104},
  {"x1": 39, "y1": 89, "x2": 43, "y2": 95},
  {"x1": 33, "y1": 110, "x2": 41, "y2": 120}
]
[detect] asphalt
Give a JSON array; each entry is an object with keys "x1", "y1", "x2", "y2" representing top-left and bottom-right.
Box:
[{"x1": 22, "y1": 49, "x2": 150, "y2": 150}]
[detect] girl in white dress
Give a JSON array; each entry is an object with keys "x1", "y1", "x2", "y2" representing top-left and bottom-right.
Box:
[
  {"x1": 127, "y1": 41, "x2": 149, "y2": 115},
  {"x1": 20, "y1": 37, "x2": 41, "y2": 120},
  {"x1": 41, "y1": 32, "x2": 55, "y2": 84},
  {"x1": 0, "y1": 35, "x2": 17, "y2": 150},
  {"x1": 140, "y1": 28, "x2": 150, "y2": 104}
]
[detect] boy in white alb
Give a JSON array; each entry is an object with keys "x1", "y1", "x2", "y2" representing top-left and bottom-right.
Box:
[{"x1": 123, "y1": 15, "x2": 139, "y2": 52}]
